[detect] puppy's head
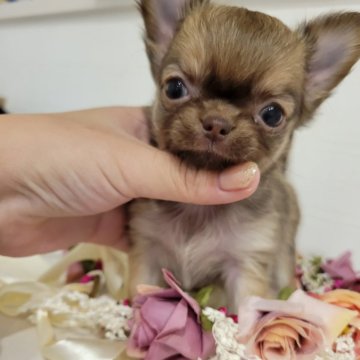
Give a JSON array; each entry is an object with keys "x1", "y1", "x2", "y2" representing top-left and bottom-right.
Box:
[{"x1": 140, "y1": 0, "x2": 360, "y2": 172}]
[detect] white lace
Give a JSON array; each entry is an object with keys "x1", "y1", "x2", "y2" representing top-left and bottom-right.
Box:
[
  {"x1": 204, "y1": 307, "x2": 260, "y2": 360},
  {"x1": 316, "y1": 336, "x2": 356, "y2": 360},
  {"x1": 29, "y1": 290, "x2": 133, "y2": 341}
]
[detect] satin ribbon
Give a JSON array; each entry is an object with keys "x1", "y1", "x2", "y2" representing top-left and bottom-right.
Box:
[
  {"x1": 0, "y1": 243, "x2": 130, "y2": 360},
  {"x1": 37, "y1": 310, "x2": 131, "y2": 360}
]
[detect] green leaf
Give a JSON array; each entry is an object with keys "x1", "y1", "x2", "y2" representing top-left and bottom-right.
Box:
[
  {"x1": 200, "y1": 312, "x2": 214, "y2": 332},
  {"x1": 278, "y1": 286, "x2": 296, "y2": 300},
  {"x1": 81, "y1": 259, "x2": 97, "y2": 273},
  {"x1": 310, "y1": 256, "x2": 323, "y2": 269},
  {"x1": 193, "y1": 286, "x2": 213, "y2": 308}
]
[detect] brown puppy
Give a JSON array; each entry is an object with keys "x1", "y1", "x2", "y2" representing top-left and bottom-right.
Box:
[{"x1": 129, "y1": 0, "x2": 360, "y2": 310}]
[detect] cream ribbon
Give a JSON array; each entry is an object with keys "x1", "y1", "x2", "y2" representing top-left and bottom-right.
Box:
[{"x1": 0, "y1": 243, "x2": 131, "y2": 360}]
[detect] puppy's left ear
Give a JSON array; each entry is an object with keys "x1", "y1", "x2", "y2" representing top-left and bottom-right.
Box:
[{"x1": 298, "y1": 12, "x2": 360, "y2": 118}]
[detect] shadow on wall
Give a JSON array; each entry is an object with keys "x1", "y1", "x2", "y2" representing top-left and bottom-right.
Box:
[{"x1": 0, "y1": 98, "x2": 7, "y2": 114}]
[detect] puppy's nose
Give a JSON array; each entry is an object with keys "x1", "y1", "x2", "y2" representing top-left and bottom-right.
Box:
[{"x1": 202, "y1": 116, "x2": 233, "y2": 140}]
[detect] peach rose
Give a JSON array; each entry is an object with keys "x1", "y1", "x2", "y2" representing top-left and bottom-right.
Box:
[
  {"x1": 318, "y1": 289, "x2": 360, "y2": 357},
  {"x1": 318, "y1": 289, "x2": 360, "y2": 329},
  {"x1": 246, "y1": 313, "x2": 325, "y2": 359},
  {"x1": 237, "y1": 290, "x2": 357, "y2": 360}
]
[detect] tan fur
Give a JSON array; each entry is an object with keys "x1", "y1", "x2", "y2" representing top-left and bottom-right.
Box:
[{"x1": 129, "y1": 1, "x2": 360, "y2": 310}]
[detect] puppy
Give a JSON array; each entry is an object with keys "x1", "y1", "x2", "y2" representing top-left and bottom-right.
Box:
[{"x1": 129, "y1": 0, "x2": 360, "y2": 310}]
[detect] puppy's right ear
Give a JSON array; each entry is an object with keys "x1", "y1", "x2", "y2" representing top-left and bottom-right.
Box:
[{"x1": 138, "y1": 0, "x2": 208, "y2": 78}]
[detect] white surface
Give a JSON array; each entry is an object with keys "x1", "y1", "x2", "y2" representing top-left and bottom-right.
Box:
[
  {"x1": 0, "y1": 255, "x2": 46, "y2": 360},
  {"x1": 0, "y1": 1, "x2": 359, "y2": 265},
  {"x1": 0, "y1": 326, "x2": 42, "y2": 360},
  {"x1": 0, "y1": 0, "x2": 133, "y2": 20},
  {"x1": 0, "y1": 252, "x2": 61, "y2": 281},
  {"x1": 0, "y1": 255, "x2": 48, "y2": 281}
]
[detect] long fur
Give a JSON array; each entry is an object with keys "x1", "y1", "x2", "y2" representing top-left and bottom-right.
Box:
[{"x1": 129, "y1": 1, "x2": 360, "y2": 310}]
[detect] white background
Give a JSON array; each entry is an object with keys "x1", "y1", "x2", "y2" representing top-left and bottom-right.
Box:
[{"x1": 0, "y1": 0, "x2": 359, "y2": 264}]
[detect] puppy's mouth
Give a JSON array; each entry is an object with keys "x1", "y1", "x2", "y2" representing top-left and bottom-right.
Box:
[
  {"x1": 172, "y1": 149, "x2": 237, "y2": 171},
  {"x1": 160, "y1": 118, "x2": 250, "y2": 171},
  {"x1": 168, "y1": 136, "x2": 239, "y2": 171}
]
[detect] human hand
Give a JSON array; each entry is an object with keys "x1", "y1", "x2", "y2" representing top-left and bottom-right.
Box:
[{"x1": 0, "y1": 107, "x2": 259, "y2": 256}]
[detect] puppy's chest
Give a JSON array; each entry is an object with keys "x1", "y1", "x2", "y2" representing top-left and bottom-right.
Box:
[{"x1": 131, "y1": 200, "x2": 277, "y2": 289}]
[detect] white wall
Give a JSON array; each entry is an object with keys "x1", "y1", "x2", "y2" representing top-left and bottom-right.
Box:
[{"x1": 0, "y1": 1, "x2": 359, "y2": 263}]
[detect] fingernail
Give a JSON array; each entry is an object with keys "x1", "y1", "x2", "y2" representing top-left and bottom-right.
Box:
[{"x1": 219, "y1": 162, "x2": 258, "y2": 191}]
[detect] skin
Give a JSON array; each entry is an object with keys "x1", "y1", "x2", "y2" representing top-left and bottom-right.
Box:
[{"x1": 0, "y1": 107, "x2": 260, "y2": 257}]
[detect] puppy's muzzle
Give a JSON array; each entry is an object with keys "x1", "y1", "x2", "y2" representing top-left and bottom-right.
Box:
[{"x1": 201, "y1": 116, "x2": 234, "y2": 142}]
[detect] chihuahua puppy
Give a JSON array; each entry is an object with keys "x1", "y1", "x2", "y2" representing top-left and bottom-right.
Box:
[{"x1": 129, "y1": 0, "x2": 360, "y2": 310}]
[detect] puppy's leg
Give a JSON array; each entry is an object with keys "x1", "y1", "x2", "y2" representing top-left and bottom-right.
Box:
[
  {"x1": 128, "y1": 243, "x2": 163, "y2": 298},
  {"x1": 273, "y1": 238, "x2": 297, "y2": 293},
  {"x1": 223, "y1": 257, "x2": 273, "y2": 312},
  {"x1": 272, "y1": 182, "x2": 300, "y2": 293}
]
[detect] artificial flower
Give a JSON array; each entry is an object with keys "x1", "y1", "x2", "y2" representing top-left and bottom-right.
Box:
[
  {"x1": 354, "y1": 329, "x2": 360, "y2": 358},
  {"x1": 318, "y1": 289, "x2": 360, "y2": 328},
  {"x1": 127, "y1": 269, "x2": 215, "y2": 360},
  {"x1": 296, "y1": 256, "x2": 333, "y2": 293},
  {"x1": 322, "y1": 252, "x2": 360, "y2": 291},
  {"x1": 66, "y1": 259, "x2": 103, "y2": 284},
  {"x1": 237, "y1": 289, "x2": 357, "y2": 360},
  {"x1": 317, "y1": 288, "x2": 360, "y2": 357}
]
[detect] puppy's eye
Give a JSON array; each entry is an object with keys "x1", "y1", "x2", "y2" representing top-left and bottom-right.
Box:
[
  {"x1": 165, "y1": 78, "x2": 189, "y2": 100},
  {"x1": 259, "y1": 103, "x2": 284, "y2": 128}
]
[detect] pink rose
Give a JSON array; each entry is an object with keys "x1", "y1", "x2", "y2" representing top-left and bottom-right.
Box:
[
  {"x1": 322, "y1": 252, "x2": 360, "y2": 291},
  {"x1": 127, "y1": 270, "x2": 215, "y2": 360},
  {"x1": 237, "y1": 290, "x2": 357, "y2": 360}
]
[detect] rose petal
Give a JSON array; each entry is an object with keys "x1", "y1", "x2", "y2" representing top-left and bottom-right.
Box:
[
  {"x1": 237, "y1": 297, "x2": 303, "y2": 338},
  {"x1": 66, "y1": 261, "x2": 85, "y2": 283},
  {"x1": 289, "y1": 290, "x2": 357, "y2": 343},
  {"x1": 320, "y1": 289, "x2": 360, "y2": 309},
  {"x1": 259, "y1": 323, "x2": 301, "y2": 344},
  {"x1": 143, "y1": 298, "x2": 177, "y2": 328},
  {"x1": 322, "y1": 252, "x2": 359, "y2": 286},
  {"x1": 353, "y1": 329, "x2": 360, "y2": 357},
  {"x1": 262, "y1": 340, "x2": 293, "y2": 360},
  {"x1": 146, "y1": 298, "x2": 215, "y2": 359},
  {"x1": 318, "y1": 289, "x2": 360, "y2": 329},
  {"x1": 162, "y1": 269, "x2": 201, "y2": 319},
  {"x1": 128, "y1": 270, "x2": 215, "y2": 360},
  {"x1": 137, "y1": 284, "x2": 164, "y2": 295},
  {"x1": 127, "y1": 322, "x2": 148, "y2": 359}
]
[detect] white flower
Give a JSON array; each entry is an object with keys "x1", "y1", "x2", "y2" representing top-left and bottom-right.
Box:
[
  {"x1": 315, "y1": 336, "x2": 356, "y2": 360},
  {"x1": 298, "y1": 256, "x2": 334, "y2": 293}
]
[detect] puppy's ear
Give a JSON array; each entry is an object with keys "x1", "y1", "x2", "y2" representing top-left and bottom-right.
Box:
[
  {"x1": 139, "y1": 0, "x2": 208, "y2": 78},
  {"x1": 298, "y1": 13, "x2": 360, "y2": 117}
]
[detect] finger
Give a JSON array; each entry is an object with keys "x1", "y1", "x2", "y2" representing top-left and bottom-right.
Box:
[
  {"x1": 61, "y1": 107, "x2": 149, "y2": 142},
  {"x1": 118, "y1": 142, "x2": 260, "y2": 205},
  {"x1": 0, "y1": 209, "x2": 128, "y2": 257}
]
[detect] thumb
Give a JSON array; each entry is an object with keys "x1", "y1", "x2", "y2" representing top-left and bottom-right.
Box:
[{"x1": 120, "y1": 141, "x2": 260, "y2": 205}]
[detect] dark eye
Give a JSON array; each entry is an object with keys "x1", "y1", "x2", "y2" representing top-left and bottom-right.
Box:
[
  {"x1": 259, "y1": 103, "x2": 284, "y2": 128},
  {"x1": 165, "y1": 78, "x2": 189, "y2": 100}
]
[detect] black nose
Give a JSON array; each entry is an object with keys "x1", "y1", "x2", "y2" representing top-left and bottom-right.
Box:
[{"x1": 202, "y1": 116, "x2": 233, "y2": 140}]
